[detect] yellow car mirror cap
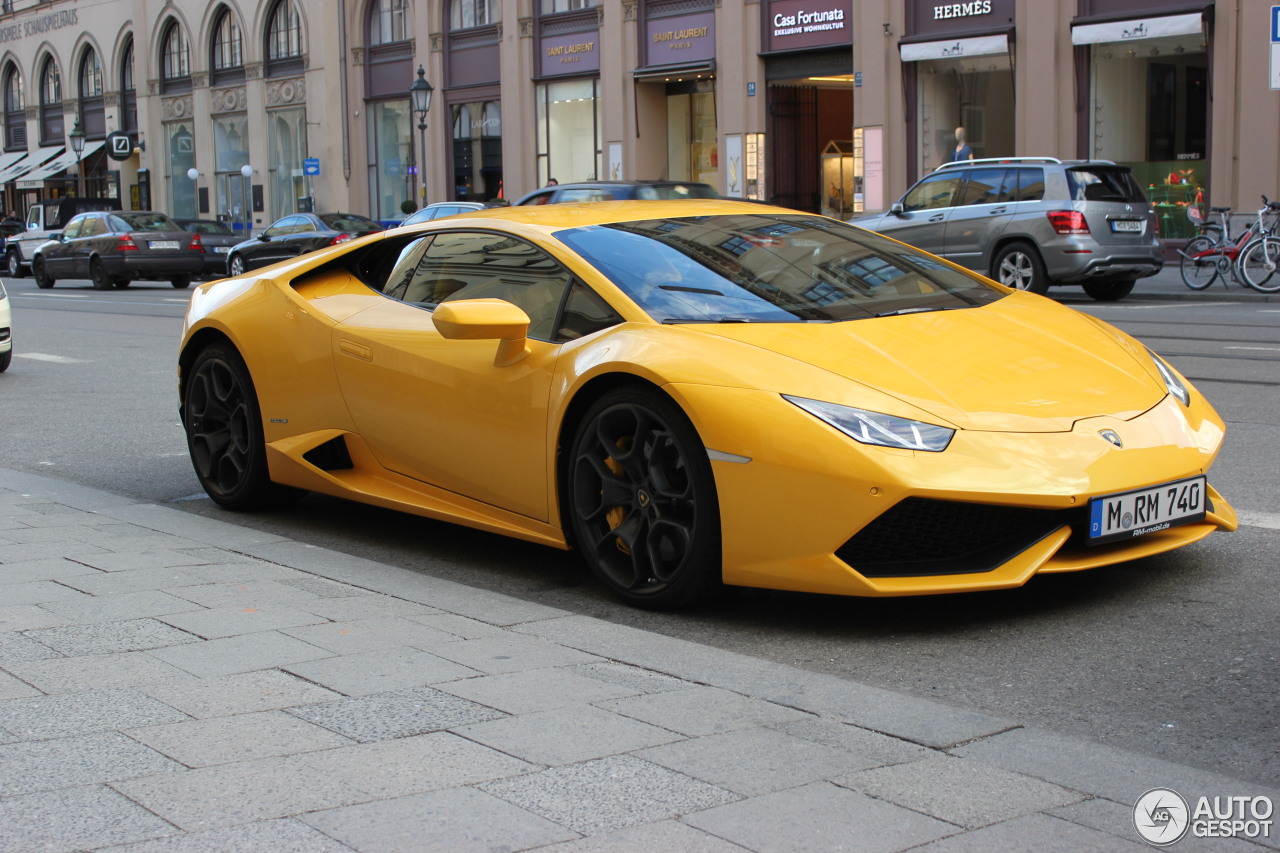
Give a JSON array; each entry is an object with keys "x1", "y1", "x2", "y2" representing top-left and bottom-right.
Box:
[{"x1": 433, "y1": 298, "x2": 531, "y2": 366}]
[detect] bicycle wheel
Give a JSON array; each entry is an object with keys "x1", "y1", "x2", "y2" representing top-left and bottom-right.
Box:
[
  {"x1": 1179, "y1": 235, "x2": 1220, "y2": 290},
  {"x1": 1238, "y1": 237, "x2": 1280, "y2": 293}
]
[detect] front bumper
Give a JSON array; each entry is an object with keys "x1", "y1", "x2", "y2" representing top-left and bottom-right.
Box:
[{"x1": 667, "y1": 383, "x2": 1234, "y2": 597}]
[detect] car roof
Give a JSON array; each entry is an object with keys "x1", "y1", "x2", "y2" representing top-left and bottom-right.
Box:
[{"x1": 398, "y1": 198, "x2": 797, "y2": 231}]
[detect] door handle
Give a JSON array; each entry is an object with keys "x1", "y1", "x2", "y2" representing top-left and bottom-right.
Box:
[
  {"x1": 339, "y1": 340, "x2": 373, "y2": 361},
  {"x1": 929, "y1": 213, "x2": 946, "y2": 222},
  {"x1": 989, "y1": 207, "x2": 1007, "y2": 214}
]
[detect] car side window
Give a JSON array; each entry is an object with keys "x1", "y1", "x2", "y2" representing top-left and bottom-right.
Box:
[
  {"x1": 954, "y1": 169, "x2": 1009, "y2": 206},
  {"x1": 556, "y1": 280, "x2": 623, "y2": 342},
  {"x1": 60, "y1": 216, "x2": 86, "y2": 239},
  {"x1": 559, "y1": 189, "x2": 613, "y2": 202},
  {"x1": 901, "y1": 173, "x2": 963, "y2": 212},
  {"x1": 263, "y1": 217, "x2": 297, "y2": 238},
  {"x1": 397, "y1": 231, "x2": 573, "y2": 341},
  {"x1": 520, "y1": 192, "x2": 553, "y2": 206},
  {"x1": 1012, "y1": 169, "x2": 1046, "y2": 202},
  {"x1": 294, "y1": 217, "x2": 318, "y2": 234},
  {"x1": 78, "y1": 216, "x2": 105, "y2": 237}
]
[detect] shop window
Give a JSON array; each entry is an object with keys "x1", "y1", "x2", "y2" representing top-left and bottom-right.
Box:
[
  {"x1": 666, "y1": 81, "x2": 717, "y2": 186},
  {"x1": 165, "y1": 121, "x2": 197, "y2": 219},
  {"x1": 535, "y1": 79, "x2": 599, "y2": 186},
  {"x1": 268, "y1": 108, "x2": 308, "y2": 219},
  {"x1": 38, "y1": 57, "x2": 63, "y2": 146},
  {"x1": 3, "y1": 65, "x2": 24, "y2": 151},
  {"x1": 368, "y1": 99, "x2": 412, "y2": 223},
  {"x1": 370, "y1": 0, "x2": 409, "y2": 44},
  {"x1": 266, "y1": 0, "x2": 305, "y2": 78},
  {"x1": 452, "y1": 100, "x2": 502, "y2": 202},
  {"x1": 916, "y1": 56, "x2": 1013, "y2": 172},
  {"x1": 211, "y1": 7, "x2": 245, "y2": 85},
  {"x1": 160, "y1": 21, "x2": 192, "y2": 94}
]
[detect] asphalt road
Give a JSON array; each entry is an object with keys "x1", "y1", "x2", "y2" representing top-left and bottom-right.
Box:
[{"x1": 1, "y1": 273, "x2": 1277, "y2": 787}]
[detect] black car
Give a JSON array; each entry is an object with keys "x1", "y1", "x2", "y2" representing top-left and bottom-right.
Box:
[
  {"x1": 512, "y1": 180, "x2": 720, "y2": 206},
  {"x1": 176, "y1": 219, "x2": 241, "y2": 276},
  {"x1": 226, "y1": 212, "x2": 383, "y2": 276},
  {"x1": 31, "y1": 211, "x2": 205, "y2": 290}
]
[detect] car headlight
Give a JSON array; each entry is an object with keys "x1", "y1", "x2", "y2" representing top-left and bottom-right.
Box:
[
  {"x1": 1149, "y1": 349, "x2": 1190, "y2": 406},
  {"x1": 784, "y1": 395, "x2": 955, "y2": 452}
]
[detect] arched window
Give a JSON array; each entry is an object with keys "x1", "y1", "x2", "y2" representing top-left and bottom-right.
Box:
[
  {"x1": 2, "y1": 65, "x2": 24, "y2": 150},
  {"x1": 370, "y1": 0, "x2": 408, "y2": 45},
  {"x1": 121, "y1": 37, "x2": 138, "y2": 135},
  {"x1": 79, "y1": 48, "x2": 106, "y2": 138},
  {"x1": 38, "y1": 57, "x2": 64, "y2": 145},
  {"x1": 450, "y1": 0, "x2": 501, "y2": 30},
  {"x1": 211, "y1": 8, "x2": 244, "y2": 83},
  {"x1": 266, "y1": 0, "x2": 304, "y2": 77},
  {"x1": 160, "y1": 20, "x2": 192, "y2": 92}
]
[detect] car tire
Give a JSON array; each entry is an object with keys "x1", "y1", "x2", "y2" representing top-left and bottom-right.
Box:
[
  {"x1": 566, "y1": 386, "x2": 723, "y2": 609},
  {"x1": 171, "y1": 275, "x2": 192, "y2": 290},
  {"x1": 228, "y1": 254, "x2": 246, "y2": 277},
  {"x1": 89, "y1": 259, "x2": 112, "y2": 291},
  {"x1": 1082, "y1": 278, "x2": 1136, "y2": 301},
  {"x1": 183, "y1": 343, "x2": 304, "y2": 511},
  {"x1": 32, "y1": 256, "x2": 54, "y2": 289},
  {"x1": 6, "y1": 248, "x2": 23, "y2": 278},
  {"x1": 112, "y1": 277, "x2": 131, "y2": 289},
  {"x1": 992, "y1": 242, "x2": 1049, "y2": 295},
  {"x1": 0, "y1": 348, "x2": 10, "y2": 373}
]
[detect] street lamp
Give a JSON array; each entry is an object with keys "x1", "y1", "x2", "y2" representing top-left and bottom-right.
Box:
[
  {"x1": 68, "y1": 117, "x2": 86, "y2": 197},
  {"x1": 240, "y1": 164, "x2": 253, "y2": 237},
  {"x1": 409, "y1": 65, "x2": 433, "y2": 204}
]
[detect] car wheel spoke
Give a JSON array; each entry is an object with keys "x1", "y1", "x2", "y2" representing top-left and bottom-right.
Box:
[{"x1": 187, "y1": 359, "x2": 252, "y2": 494}]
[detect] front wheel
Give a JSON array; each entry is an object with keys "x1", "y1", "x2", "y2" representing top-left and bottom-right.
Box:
[
  {"x1": 183, "y1": 343, "x2": 302, "y2": 510},
  {"x1": 1179, "y1": 235, "x2": 1221, "y2": 290},
  {"x1": 0, "y1": 348, "x2": 10, "y2": 373},
  {"x1": 567, "y1": 387, "x2": 722, "y2": 609},
  {"x1": 1082, "y1": 278, "x2": 1135, "y2": 301},
  {"x1": 32, "y1": 256, "x2": 54, "y2": 289},
  {"x1": 991, "y1": 242, "x2": 1049, "y2": 295},
  {"x1": 1237, "y1": 237, "x2": 1280, "y2": 293},
  {"x1": 228, "y1": 254, "x2": 246, "y2": 277},
  {"x1": 6, "y1": 248, "x2": 24, "y2": 278}
]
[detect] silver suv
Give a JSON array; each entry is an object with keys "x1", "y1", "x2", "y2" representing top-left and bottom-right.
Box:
[{"x1": 847, "y1": 158, "x2": 1163, "y2": 301}]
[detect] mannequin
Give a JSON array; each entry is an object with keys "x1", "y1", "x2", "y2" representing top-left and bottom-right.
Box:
[{"x1": 951, "y1": 126, "x2": 974, "y2": 162}]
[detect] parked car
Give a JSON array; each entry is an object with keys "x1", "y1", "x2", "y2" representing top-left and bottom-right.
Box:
[
  {"x1": 513, "y1": 180, "x2": 721, "y2": 206},
  {"x1": 226, "y1": 212, "x2": 384, "y2": 276},
  {"x1": 847, "y1": 157, "x2": 1163, "y2": 301},
  {"x1": 0, "y1": 278, "x2": 11, "y2": 372},
  {"x1": 6, "y1": 197, "x2": 122, "y2": 278},
  {"x1": 31, "y1": 210, "x2": 205, "y2": 290},
  {"x1": 176, "y1": 219, "x2": 241, "y2": 276},
  {"x1": 180, "y1": 200, "x2": 1234, "y2": 608},
  {"x1": 399, "y1": 202, "x2": 486, "y2": 227}
]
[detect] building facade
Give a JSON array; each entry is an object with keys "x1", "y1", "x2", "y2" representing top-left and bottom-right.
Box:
[{"x1": 0, "y1": 0, "x2": 1274, "y2": 239}]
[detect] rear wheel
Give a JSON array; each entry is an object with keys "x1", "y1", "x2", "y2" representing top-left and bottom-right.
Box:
[
  {"x1": 183, "y1": 343, "x2": 302, "y2": 510},
  {"x1": 992, "y1": 242, "x2": 1049, "y2": 295},
  {"x1": 1179, "y1": 235, "x2": 1220, "y2": 290},
  {"x1": 567, "y1": 386, "x2": 722, "y2": 609},
  {"x1": 32, "y1": 256, "x2": 54, "y2": 289},
  {"x1": 1082, "y1": 278, "x2": 1136, "y2": 301},
  {"x1": 89, "y1": 259, "x2": 112, "y2": 291},
  {"x1": 112, "y1": 277, "x2": 131, "y2": 289},
  {"x1": 1238, "y1": 237, "x2": 1280, "y2": 293},
  {"x1": 0, "y1": 348, "x2": 10, "y2": 373},
  {"x1": 171, "y1": 275, "x2": 192, "y2": 290},
  {"x1": 6, "y1": 248, "x2": 23, "y2": 278}
]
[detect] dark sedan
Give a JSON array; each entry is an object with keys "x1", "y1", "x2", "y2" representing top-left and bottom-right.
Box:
[
  {"x1": 32, "y1": 211, "x2": 205, "y2": 290},
  {"x1": 176, "y1": 219, "x2": 241, "y2": 277},
  {"x1": 513, "y1": 180, "x2": 720, "y2": 206},
  {"x1": 226, "y1": 212, "x2": 383, "y2": 276}
]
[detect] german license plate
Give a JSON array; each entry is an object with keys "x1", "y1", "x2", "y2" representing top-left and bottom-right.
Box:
[
  {"x1": 1110, "y1": 219, "x2": 1143, "y2": 233},
  {"x1": 149, "y1": 240, "x2": 179, "y2": 250},
  {"x1": 214, "y1": 246, "x2": 230, "y2": 254},
  {"x1": 1088, "y1": 476, "x2": 1206, "y2": 544}
]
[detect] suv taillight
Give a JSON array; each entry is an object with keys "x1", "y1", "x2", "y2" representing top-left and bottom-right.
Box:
[
  {"x1": 1047, "y1": 211, "x2": 1090, "y2": 234},
  {"x1": 117, "y1": 234, "x2": 138, "y2": 251}
]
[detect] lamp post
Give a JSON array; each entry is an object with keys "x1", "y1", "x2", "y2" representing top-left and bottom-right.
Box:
[
  {"x1": 240, "y1": 164, "x2": 253, "y2": 237},
  {"x1": 409, "y1": 65, "x2": 433, "y2": 205},
  {"x1": 69, "y1": 118, "x2": 86, "y2": 197}
]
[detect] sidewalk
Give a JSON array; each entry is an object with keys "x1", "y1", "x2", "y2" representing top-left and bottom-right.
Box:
[
  {"x1": 1096, "y1": 262, "x2": 1280, "y2": 304},
  {"x1": 1, "y1": 467, "x2": 1276, "y2": 853}
]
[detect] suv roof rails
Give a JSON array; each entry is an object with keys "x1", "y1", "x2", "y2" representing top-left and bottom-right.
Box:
[{"x1": 935, "y1": 157, "x2": 1063, "y2": 170}]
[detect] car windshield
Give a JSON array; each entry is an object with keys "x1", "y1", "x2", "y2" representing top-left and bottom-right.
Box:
[
  {"x1": 181, "y1": 220, "x2": 234, "y2": 235},
  {"x1": 556, "y1": 214, "x2": 1004, "y2": 323},
  {"x1": 112, "y1": 213, "x2": 181, "y2": 232},
  {"x1": 319, "y1": 213, "x2": 382, "y2": 232},
  {"x1": 632, "y1": 184, "x2": 721, "y2": 200},
  {"x1": 1066, "y1": 167, "x2": 1146, "y2": 203}
]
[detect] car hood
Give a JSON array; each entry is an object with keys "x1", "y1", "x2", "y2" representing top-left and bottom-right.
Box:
[{"x1": 687, "y1": 293, "x2": 1165, "y2": 433}]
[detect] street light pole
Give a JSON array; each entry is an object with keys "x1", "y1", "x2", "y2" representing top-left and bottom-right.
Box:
[
  {"x1": 69, "y1": 117, "x2": 86, "y2": 197},
  {"x1": 409, "y1": 66, "x2": 434, "y2": 206}
]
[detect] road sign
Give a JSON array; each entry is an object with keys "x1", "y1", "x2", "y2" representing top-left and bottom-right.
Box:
[
  {"x1": 1273, "y1": 7, "x2": 1280, "y2": 89},
  {"x1": 303, "y1": 157, "x2": 320, "y2": 176}
]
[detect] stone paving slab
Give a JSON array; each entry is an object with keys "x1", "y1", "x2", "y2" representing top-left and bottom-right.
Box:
[
  {"x1": 5, "y1": 649, "x2": 194, "y2": 693},
  {"x1": 0, "y1": 731, "x2": 184, "y2": 796},
  {"x1": 39, "y1": 589, "x2": 205, "y2": 624},
  {"x1": 0, "y1": 688, "x2": 190, "y2": 740},
  {"x1": 0, "y1": 785, "x2": 180, "y2": 852},
  {"x1": 436, "y1": 665, "x2": 641, "y2": 714},
  {"x1": 282, "y1": 645, "x2": 480, "y2": 696},
  {"x1": 23, "y1": 618, "x2": 200, "y2": 656},
  {"x1": 140, "y1": 669, "x2": 342, "y2": 718},
  {"x1": 158, "y1": 605, "x2": 327, "y2": 639},
  {"x1": 0, "y1": 602, "x2": 72, "y2": 632},
  {"x1": 597, "y1": 685, "x2": 811, "y2": 736},
  {"x1": 145, "y1": 630, "x2": 334, "y2": 678},
  {"x1": 126, "y1": 709, "x2": 355, "y2": 767},
  {"x1": 280, "y1": 615, "x2": 461, "y2": 654},
  {"x1": 456, "y1": 703, "x2": 685, "y2": 766},
  {"x1": 286, "y1": 685, "x2": 507, "y2": 742},
  {"x1": 93, "y1": 818, "x2": 354, "y2": 853}
]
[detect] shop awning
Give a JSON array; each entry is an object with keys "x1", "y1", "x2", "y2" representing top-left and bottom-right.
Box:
[
  {"x1": 1071, "y1": 12, "x2": 1203, "y2": 45},
  {"x1": 15, "y1": 141, "x2": 105, "y2": 189},
  {"x1": 0, "y1": 147, "x2": 62, "y2": 184},
  {"x1": 899, "y1": 34, "x2": 1009, "y2": 63},
  {"x1": 633, "y1": 60, "x2": 716, "y2": 80},
  {"x1": 0, "y1": 150, "x2": 26, "y2": 176}
]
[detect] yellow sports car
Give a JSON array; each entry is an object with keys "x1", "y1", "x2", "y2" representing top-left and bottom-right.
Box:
[{"x1": 178, "y1": 201, "x2": 1237, "y2": 608}]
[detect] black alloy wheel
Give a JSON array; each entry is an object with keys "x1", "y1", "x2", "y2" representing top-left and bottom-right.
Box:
[
  {"x1": 32, "y1": 256, "x2": 54, "y2": 289},
  {"x1": 89, "y1": 259, "x2": 112, "y2": 291},
  {"x1": 183, "y1": 343, "x2": 300, "y2": 510},
  {"x1": 568, "y1": 387, "x2": 721, "y2": 609}
]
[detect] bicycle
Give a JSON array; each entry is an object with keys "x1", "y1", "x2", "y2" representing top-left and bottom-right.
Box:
[{"x1": 1180, "y1": 197, "x2": 1280, "y2": 291}]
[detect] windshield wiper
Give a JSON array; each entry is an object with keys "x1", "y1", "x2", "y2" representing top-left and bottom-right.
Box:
[{"x1": 875, "y1": 306, "x2": 955, "y2": 318}]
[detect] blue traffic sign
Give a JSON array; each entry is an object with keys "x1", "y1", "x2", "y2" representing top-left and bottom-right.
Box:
[
  {"x1": 1273, "y1": 6, "x2": 1280, "y2": 42},
  {"x1": 303, "y1": 157, "x2": 320, "y2": 176}
]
